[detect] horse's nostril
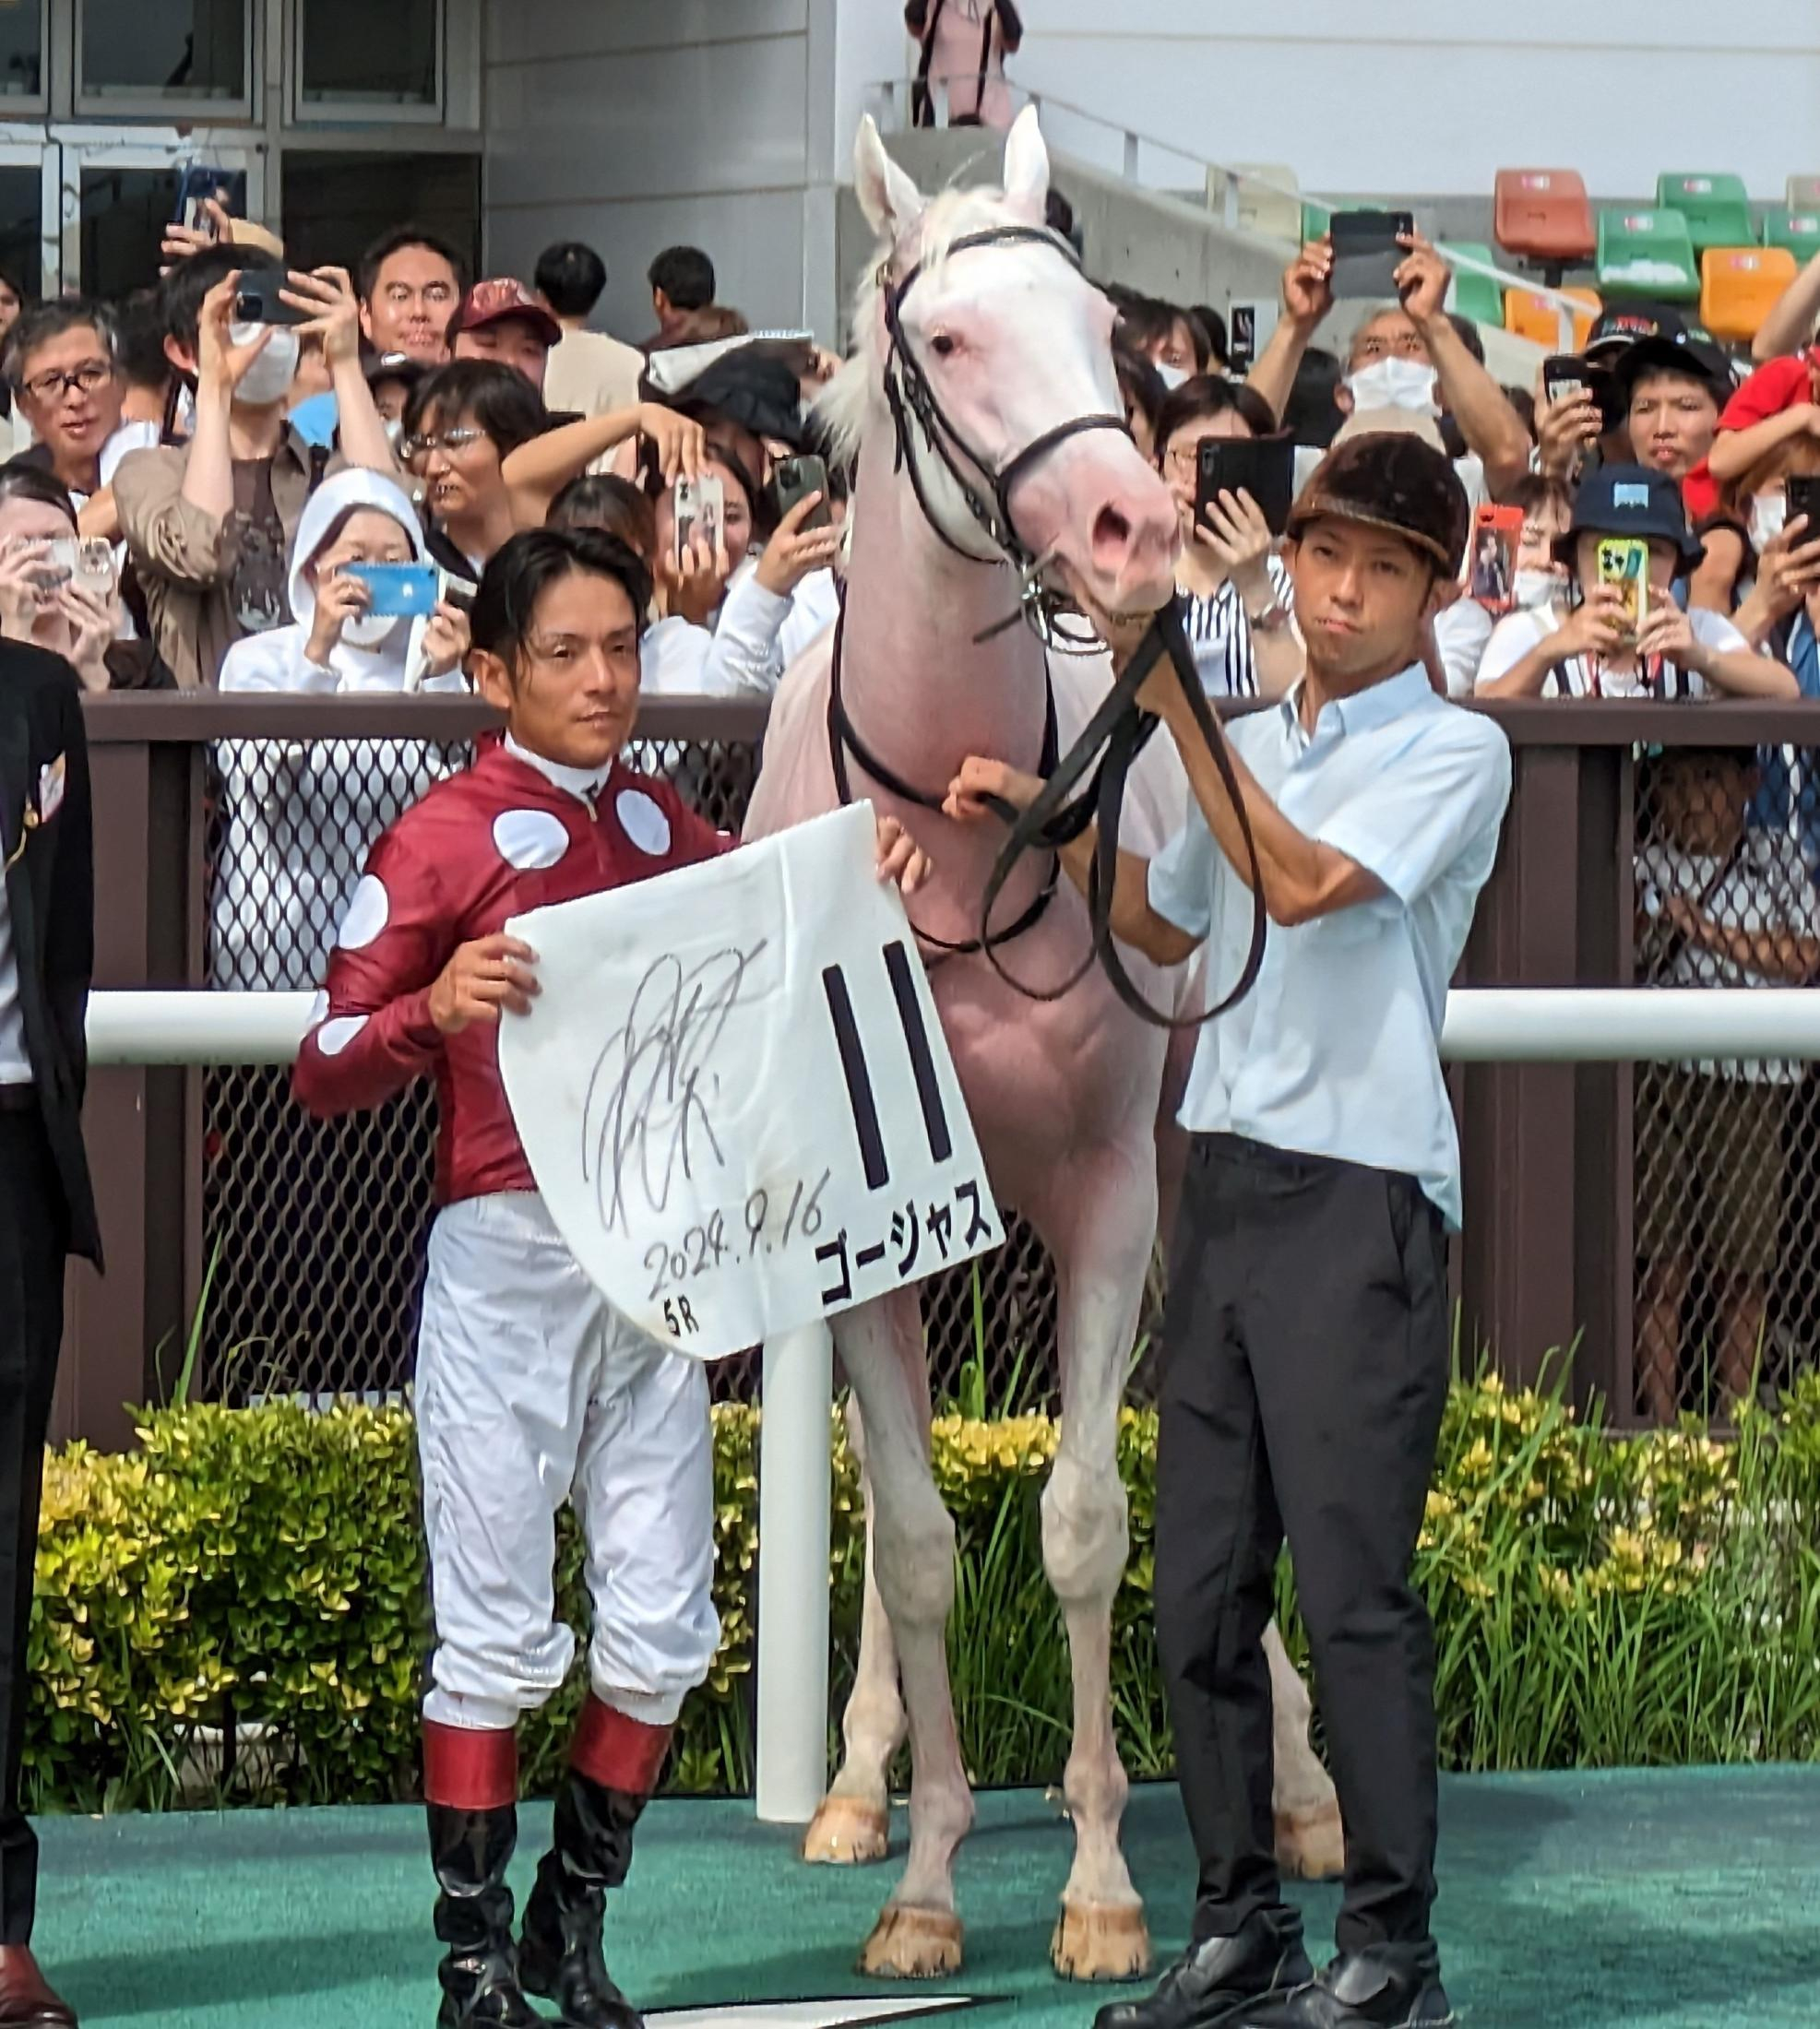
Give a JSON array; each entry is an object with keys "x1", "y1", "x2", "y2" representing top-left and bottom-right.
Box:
[{"x1": 1093, "y1": 505, "x2": 1132, "y2": 552}]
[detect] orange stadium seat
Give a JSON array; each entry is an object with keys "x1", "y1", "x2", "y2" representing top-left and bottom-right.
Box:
[
  {"x1": 1699, "y1": 245, "x2": 1798, "y2": 342},
  {"x1": 1505, "y1": 286, "x2": 1600, "y2": 350},
  {"x1": 1494, "y1": 169, "x2": 1595, "y2": 278}
]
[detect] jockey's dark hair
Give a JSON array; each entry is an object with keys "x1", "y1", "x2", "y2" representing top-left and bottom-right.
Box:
[{"x1": 472, "y1": 527, "x2": 654, "y2": 671}]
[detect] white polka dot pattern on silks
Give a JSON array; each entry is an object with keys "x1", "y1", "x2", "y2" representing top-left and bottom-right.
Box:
[
  {"x1": 337, "y1": 873, "x2": 390, "y2": 951},
  {"x1": 316, "y1": 1014, "x2": 369, "y2": 1057},
  {"x1": 615, "y1": 788, "x2": 672, "y2": 857},
  {"x1": 492, "y1": 808, "x2": 571, "y2": 870},
  {"x1": 306, "y1": 989, "x2": 329, "y2": 1028}
]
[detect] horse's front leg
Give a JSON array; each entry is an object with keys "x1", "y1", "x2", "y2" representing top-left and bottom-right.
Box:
[
  {"x1": 834, "y1": 1288, "x2": 975, "y2": 1976},
  {"x1": 1031, "y1": 1144, "x2": 1156, "y2": 1983},
  {"x1": 803, "y1": 1394, "x2": 904, "y2": 1867}
]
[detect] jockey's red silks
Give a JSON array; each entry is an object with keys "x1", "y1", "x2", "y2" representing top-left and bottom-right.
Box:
[
  {"x1": 570, "y1": 1696, "x2": 672, "y2": 1796},
  {"x1": 422, "y1": 1719, "x2": 518, "y2": 1810}
]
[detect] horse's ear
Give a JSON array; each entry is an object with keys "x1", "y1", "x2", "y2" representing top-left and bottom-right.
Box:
[
  {"x1": 1001, "y1": 105, "x2": 1050, "y2": 225},
  {"x1": 855, "y1": 115, "x2": 925, "y2": 241}
]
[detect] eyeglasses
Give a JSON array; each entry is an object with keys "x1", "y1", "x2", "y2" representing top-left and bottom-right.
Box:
[
  {"x1": 22, "y1": 361, "x2": 113, "y2": 403},
  {"x1": 1163, "y1": 444, "x2": 1202, "y2": 480},
  {"x1": 401, "y1": 425, "x2": 486, "y2": 466}
]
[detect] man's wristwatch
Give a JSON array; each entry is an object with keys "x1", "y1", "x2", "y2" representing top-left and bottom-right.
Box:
[{"x1": 1244, "y1": 594, "x2": 1291, "y2": 634}]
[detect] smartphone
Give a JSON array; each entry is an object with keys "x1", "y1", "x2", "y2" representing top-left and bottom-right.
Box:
[
  {"x1": 1328, "y1": 208, "x2": 1414, "y2": 301},
  {"x1": 673, "y1": 474, "x2": 726, "y2": 563},
  {"x1": 46, "y1": 537, "x2": 117, "y2": 600},
  {"x1": 172, "y1": 163, "x2": 246, "y2": 236},
  {"x1": 1596, "y1": 537, "x2": 1650, "y2": 642},
  {"x1": 1785, "y1": 474, "x2": 1820, "y2": 536},
  {"x1": 1196, "y1": 437, "x2": 1295, "y2": 540},
  {"x1": 1542, "y1": 355, "x2": 1588, "y2": 405},
  {"x1": 231, "y1": 267, "x2": 309, "y2": 328},
  {"x1": 1469, "y1": 505, "x2": 1522, "y2": 615},
  {"x1": 772, "y1": 454, "x2": 832, "y2": 530},
  {"x1": 343, "y1": 562, "x2": 440, "y2": 618}
]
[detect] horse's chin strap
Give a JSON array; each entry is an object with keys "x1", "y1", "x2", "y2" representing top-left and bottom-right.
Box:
[{"x1": 978, "y1": 600, "x2": 1269, "y2": 1028}]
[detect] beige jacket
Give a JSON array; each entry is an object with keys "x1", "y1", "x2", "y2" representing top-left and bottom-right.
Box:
[
  {"x1": 113, "y1": 431, "x2": 342, "y2": 690},
  {"x1": 543, "y1": 326, "x2": 645, "y2": 420}
]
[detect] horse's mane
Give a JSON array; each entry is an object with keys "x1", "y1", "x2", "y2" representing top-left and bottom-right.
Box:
[{"x1": 815, "y1": 183, "x2": 1019, "y2": 464}]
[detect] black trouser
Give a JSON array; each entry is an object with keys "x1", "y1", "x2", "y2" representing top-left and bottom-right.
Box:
[
  {"x1": 1155, "y1": 1132, "x2": 1450, "y2": 1955},
  {"x1": 0, "y1": 1107, "x2": 67, "y2": 1946}
]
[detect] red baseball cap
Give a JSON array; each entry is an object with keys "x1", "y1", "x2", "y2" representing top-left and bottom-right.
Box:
[{"x1": 449, "y1": 278, "x2": 561, "y2": 347}]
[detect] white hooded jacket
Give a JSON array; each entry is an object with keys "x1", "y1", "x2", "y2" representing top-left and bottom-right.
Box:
[{"x1": 210, "y1": 470, "x2": 466, "y2": 989}]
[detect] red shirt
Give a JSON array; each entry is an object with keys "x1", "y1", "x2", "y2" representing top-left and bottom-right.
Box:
[
  {"x1": 292, "y1": 741, "x2": 728, "y2": 1204},
  {"x1": 1685, "y1": 351, "x2": 1820, "y2": 522}
]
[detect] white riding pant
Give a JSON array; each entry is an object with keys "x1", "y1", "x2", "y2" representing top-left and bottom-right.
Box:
[{"x1": 415, "y1": 1191, "x2": 720, "y2": 1733}]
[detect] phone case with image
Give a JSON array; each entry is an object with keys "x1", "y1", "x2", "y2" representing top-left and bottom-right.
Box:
[
  {"x1": 343, "y1": 563, "x2": 440, "y2": 618},
  {"x1": 1469, "y1": 505, "x2": 1523, "y2": 614},
  {"x1": 1596, "y1": 538, "x2": 1649, "y2": 642},
  {"x1": 674, "y1": 476, "x2": 726, "y2": 562}
]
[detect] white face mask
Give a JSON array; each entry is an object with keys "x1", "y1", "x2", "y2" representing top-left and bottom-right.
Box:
[
  {"x1": 1153, "y1": 361, "x2": 1190, "y2": 391},
  {"x1": 1513, "y1": 567, "x2": 1567, "y2": 611},
  {"x1": 1345, "y1": 357, "x2": 1440, "y2": 417},
  {"x1": 228, "y1": 320, "x2": 302, "y2": 408},
  {"x1": 1749, "y1": 492, "x2": 1787, "y2": 554}
]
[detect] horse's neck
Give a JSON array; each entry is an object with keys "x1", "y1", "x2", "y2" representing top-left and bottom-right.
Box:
[{"x1": 839, "y1": 427, "x2": 1052, "y2": 785}]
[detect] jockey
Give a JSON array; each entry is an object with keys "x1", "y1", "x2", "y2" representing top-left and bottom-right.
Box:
[{"x1": 294, "y1": 526, "x2": 928, "y2": 2029}]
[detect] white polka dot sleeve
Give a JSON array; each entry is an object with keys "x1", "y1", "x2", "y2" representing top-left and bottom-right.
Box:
[{"x1": 291, "y1": 825, "x2": 458, "y2": 1119}]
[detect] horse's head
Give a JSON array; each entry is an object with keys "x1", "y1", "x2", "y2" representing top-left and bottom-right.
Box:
[{"x1": 835, "y1": 109, "x2": 1180, "y2": 621}]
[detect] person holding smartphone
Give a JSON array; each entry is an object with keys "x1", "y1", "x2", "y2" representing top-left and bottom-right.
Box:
[
  {"x1": 1154, "y1": 377, "x2": 1300, "y2": 699},
  {"x1": 0, "y1": 467, "x2": 166, "y2": 692},
  {"x1": 1475, "y1": 466, "x2": 1796, "y2": 699}
]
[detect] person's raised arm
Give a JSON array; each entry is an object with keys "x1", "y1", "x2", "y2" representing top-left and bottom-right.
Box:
[
  {"x1": 1396, "y1": 235, "x2": 1531, "y2": 497},
  {"x1": 1707, "y1": 402, "x2": 1820, "y2": 485},
  {"x1": 1752, "y1": 248, "x2": 1820, "y2": 363},
  {"x1": 181, "y1": 270, "x2": 261, "y2": 523},
  {"x1": 1244, "y1": 237, "x2": 1333, "y2": 426},
  {"x1": 501, "y1": 403, "x2": 703, "y2": 526},
  {"x1": 1636, "y1": 605, "x2": 1800, "y2": 698},
  {"x1": 282, "y1": 264, "x2": 397, "y2": 475}
]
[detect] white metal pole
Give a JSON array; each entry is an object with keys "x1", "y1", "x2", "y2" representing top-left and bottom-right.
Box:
[
  {"x1": 87, "y1": 990, "x2": 314, "y2": 1064},
  {"x1": 755, "y1": 1320, "x2": 836, "y2": 1824}
]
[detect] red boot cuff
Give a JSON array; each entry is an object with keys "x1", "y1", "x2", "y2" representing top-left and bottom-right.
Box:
[
  {"x1": 570, "y1": 1697, "x2": 672, "y2": 1795},
  {"x1": 422, "y1": 1720, "x2": 518, "y2": 1810}
]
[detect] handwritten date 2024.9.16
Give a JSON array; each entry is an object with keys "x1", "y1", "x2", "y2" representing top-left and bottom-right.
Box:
[{"x1": 646, "y1": 1169, "x2": 997, "y2": 1343}]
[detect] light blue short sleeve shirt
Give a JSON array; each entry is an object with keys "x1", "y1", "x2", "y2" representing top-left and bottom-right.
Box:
[{"x1": 1148, "y1": 666, "x2": 1512, "y2": 1228}]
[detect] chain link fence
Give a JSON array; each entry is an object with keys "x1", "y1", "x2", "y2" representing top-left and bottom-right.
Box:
[
  {"x1": 1632, "y1": 741, "x2": 1820, "y2": 1424},
  {"x1": 196, "y1": 727, "x2": 1066, "y2": 1408}
]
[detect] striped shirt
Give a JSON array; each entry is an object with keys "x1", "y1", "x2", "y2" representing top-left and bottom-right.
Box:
[{"x1": 1183, "y1": 554, "x2": 1291, "y2": 699}]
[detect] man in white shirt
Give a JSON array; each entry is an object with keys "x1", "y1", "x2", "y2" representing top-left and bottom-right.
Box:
[
  {"x1": 947, "y1": 435, "x2": 1512, "y2": 2029},
  {"x1": 535, "y1": 243, "x2": 645, "y2": 422}
]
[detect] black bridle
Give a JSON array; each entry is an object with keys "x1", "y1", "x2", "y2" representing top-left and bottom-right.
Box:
[{"x1": 827, "y1": 221, "x2": 1267, "y2": 1027}]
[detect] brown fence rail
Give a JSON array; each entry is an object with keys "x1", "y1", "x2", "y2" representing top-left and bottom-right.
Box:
[{"x1": 54, "y1": 694, "x2": 1820, "y2": 1449}]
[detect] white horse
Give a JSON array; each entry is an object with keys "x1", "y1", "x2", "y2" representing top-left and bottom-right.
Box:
[{"x1": 742, "y1": 111, "x2": 1342, "y2": 1980}]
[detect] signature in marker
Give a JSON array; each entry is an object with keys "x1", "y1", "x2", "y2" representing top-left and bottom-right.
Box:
[{"x1": 582, "y1": 942, "x2": 769, "y2": 1232}]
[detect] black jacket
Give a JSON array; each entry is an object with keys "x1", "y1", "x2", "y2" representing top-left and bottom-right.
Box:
[{"x1": 0, "y1": 641, "x2": 100, "y2": 1264}]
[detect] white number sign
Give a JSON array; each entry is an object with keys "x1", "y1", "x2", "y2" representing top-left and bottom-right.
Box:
[{"x1": 498, "y1": 804, "x2": 1004, "y2": 1359}]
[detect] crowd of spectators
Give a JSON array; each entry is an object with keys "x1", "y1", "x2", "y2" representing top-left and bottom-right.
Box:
[{"x1": 8, "y1": 178, "x2": 1820, "y2": 1407}]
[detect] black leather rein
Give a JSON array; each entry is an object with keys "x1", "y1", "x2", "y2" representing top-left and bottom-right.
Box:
[{"x1": 827, "y1": 221, "x2": 1268, "y2": 1026}]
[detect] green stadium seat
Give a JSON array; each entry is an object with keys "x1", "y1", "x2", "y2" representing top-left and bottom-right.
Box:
[
  {"x1": 1656, "y1": 172, "x2": 1753, "y2": 254},
  {"x1": 1445, "y1": 243, "x2": 1504, "y2": 325},
  {"x1": 1598, "y1": 208, "x2": 1701, "y2": 301},
  {"x1": 1763, "y1": 208, "x2": 1820, "y2": 265}
]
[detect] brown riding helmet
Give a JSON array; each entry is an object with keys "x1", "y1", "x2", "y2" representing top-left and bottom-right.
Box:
[{"x1": 1285, "y1": 433, "x2": 1470, "y2": 573}]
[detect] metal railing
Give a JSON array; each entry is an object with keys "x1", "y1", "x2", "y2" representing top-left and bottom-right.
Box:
[{"x1": 866, "y1": 75, "x2": 1589, "y2": 347}]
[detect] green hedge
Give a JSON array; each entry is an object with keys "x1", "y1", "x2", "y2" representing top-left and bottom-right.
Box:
[{"x1": 27, "y1": 1373, "x2": 1820, "y2": 1812}]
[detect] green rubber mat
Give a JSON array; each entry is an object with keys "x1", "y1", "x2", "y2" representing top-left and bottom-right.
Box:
[{"x1": 34, "y1": 1768, "x2": 1820, "y2": 2026}]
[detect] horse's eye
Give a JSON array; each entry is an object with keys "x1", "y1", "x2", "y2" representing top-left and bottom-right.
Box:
[{"x1": 929, "y1": 333, "x2": 959, "y2": 359}]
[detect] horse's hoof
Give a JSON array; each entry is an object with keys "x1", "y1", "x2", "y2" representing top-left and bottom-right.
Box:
[
  {"x1": 857, "y1": 1904, "x2": 965, "y2": 1978},
  {"x1": 802, "y1": 1796, "x2": 890, "y2": 1866},
  {"x1": 1276, "y1": 1801, "x2": 1345, "y2": 1881},
  {"x1": 1051, "y1": 1899, "x2": 1153, "y2": 1982}
]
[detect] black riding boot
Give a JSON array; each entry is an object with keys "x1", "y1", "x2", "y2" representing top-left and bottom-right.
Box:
[
  {"x1": 429, "y1": 1802, "x2": 544, "y2": 2029},
  {"x1": 518, "y1": 1768, "x2": 648, "y2": 2029}
]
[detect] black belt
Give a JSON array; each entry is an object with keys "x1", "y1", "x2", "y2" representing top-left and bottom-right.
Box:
[{"x1": 0, "y1": 1083, "x2": 38, "y2": 1113}]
